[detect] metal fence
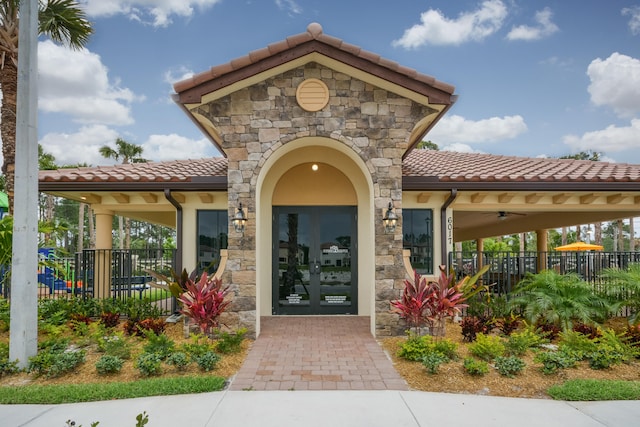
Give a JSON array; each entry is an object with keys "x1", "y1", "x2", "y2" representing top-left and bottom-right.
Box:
[
  {"x1": 449, "y1": 250, "x2": 640, "y2": 295},
  {"x1": 1, "y1": 248, "x2": 177, "y2": 315}
]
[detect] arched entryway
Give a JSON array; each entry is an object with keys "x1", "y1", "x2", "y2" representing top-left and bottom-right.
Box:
[{"x1": 255, "y1": 137, "x2": 375, "y2": 335}]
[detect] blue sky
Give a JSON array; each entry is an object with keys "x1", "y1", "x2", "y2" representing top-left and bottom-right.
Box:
[{"x1": 25, "y1": 0, "x2": 640, "y2": 166}]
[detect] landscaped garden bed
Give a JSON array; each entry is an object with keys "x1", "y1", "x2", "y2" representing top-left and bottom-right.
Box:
[
  {"x1": 381, "y1": 317, "x2": 640, "y2": 399},
  {"x1": 0, "y1": 270, "x2": 250, "y2": 403},
  {"x1": 0, "y1": 318, "x2": 248, "y2": 390}
]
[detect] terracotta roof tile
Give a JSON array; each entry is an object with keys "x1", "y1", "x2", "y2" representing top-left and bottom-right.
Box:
[
  {"x1": 403, "y1": 150, "x2": 640, "y2": 183},
  {"x1": 39, "y1": 158, "x2": 228, "y2": 184},
  {"x1": 173, "y1": 23, "x2": 455, "y2": 99},
  {"x1": 39, "y1": 151, "x2": 640, "y2": 192}
]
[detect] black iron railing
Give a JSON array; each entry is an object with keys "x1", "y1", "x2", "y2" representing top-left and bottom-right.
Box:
[
  {"x1": 449, "y1": 250, "x2": 640, "y2": 295},
  {"x1": 0, "y1": 248, "x2": 178, "y2": 315}
]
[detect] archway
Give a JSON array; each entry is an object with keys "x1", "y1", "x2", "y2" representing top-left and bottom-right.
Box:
[{"x1": 255, "y1": 137, "x2": 375, "y2": 335}]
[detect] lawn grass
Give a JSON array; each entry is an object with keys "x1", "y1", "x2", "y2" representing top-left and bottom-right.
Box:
[
  {"x1": 139, "y1": 288, "x2": 170, "y2": 303},
  {"x1": 0, "y1": 375, "x2": 226, "y2": 404},
  {"x1": 547, "y1": 379, "x2": 640, "y2": 401}
]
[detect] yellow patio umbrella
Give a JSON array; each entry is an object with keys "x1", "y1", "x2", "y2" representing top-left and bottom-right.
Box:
[{"x1": 554, "y1": 241, "x2": 604, "y2": 251}]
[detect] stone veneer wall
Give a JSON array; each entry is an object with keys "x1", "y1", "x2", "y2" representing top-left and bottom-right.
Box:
[{"x1": 195, "y1": 63, "x2": 436, "y2": 337}]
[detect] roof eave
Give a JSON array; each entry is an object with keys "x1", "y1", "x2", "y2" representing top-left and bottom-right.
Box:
[
  {"x1": 402, "y1": 176, "x2": 640, "y2": 191},
  {"x1": 39, "y1": 177, "x2": 228, "y2": 193}
]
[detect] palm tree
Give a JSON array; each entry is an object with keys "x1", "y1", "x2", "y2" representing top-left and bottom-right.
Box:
[
  {"x1": 508, "y1": 269, "x2": 612, "y2": 332},
  {"x1": 600, "y1": 263, "x2": 640, "y2": 325},
  {"x1": 99, "y1": 138, "x2": 146, "y2": 249},
  {"x1": 0, "y1": 0, "x2": 92, "y2": 215}
]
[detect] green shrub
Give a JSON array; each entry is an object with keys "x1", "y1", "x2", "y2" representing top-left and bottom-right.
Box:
[
  {"x1": 587, "y1": 348, "x2": 624, "y2": 370},
  {"x1": 95, "y1": 355, "x2": 124, "y2": 375},
  {"x1": 596, "y1": 329, "x2": 638, "y2": 362},
  {"x1": 166, "y1": 352, "x2": 190, "y2": 371},
  {"x1": 0, "y1": 297, "x2": 10, "y2": 332},
  {"x1": 398, "y1": 334, "x2": 432, "y2": 361},
  {"x1": 463, "y1": 358, "x2": 488, "y2": 376},
  {"x1": 193, "y1": 351, "x2": 220, "y2": 372},
  {"x1": 135, "y1": 353, "x2": 163, "y2": 377},
  {"x1": 535, "y1": 349, "x2": 578, "y2": 374},
  {"x1": 494, "y1": 356, "x2": 526, "y2": 377},
  {"x1": 398, "y1": 334, "x2": 458, "y2": 362},
  {"x1": 181, "y1": 334, "x2": 215, "y2": 358},
  {"x1": 433, "y1": 339, "x2": 458, "y2": 361},
  {"x1": 142, "y1": 331, "x2": 175, "y2": 360},
  {"x1": 505, "y1": 326, "x2": 547, "y2": 356},
  {"x1": 215, "y1": 328, "x2": 247, "y2": 354},
  {"x1": 469, "y1": 334, "x2": 505, "y2": 361},
  {"x1": 0, "y1": 342, "x2": 18, "y2": 376},
  {"x1": 98, "y1": 332, "x2": 133, "y2": 359},
  {"x1": 421, "y1": 351, "x2": 448, "y2": 374},
  {"x1": 29, "y1": 348, "x2": 86, "y2": 378},
  {"x1": 38, "y1": 298, "x2": 73, "y2": 325},
  {"x1": 558, "y1": 330, "x2": 598, "y2": 360}
]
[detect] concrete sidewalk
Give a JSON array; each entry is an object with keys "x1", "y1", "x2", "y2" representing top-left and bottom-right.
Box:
[{"x1": 2, "y1": 390, "x2": 638, "y2": 427}]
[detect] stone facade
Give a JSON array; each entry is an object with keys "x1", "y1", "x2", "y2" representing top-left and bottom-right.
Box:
[{"x1": 195, "y1": 62, "x2": 436, "y2": 337}]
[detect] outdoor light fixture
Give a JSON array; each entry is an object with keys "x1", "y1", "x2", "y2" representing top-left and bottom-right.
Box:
[
  {"x1": 498, "y1": 211, "x2": 507, "y2": 221},
  {"x1": 232, "y1": 202, "x2": 247, "y2": 234},
  {"x1": 382, "y1": 202, "x2": 398, "y2": 233}
]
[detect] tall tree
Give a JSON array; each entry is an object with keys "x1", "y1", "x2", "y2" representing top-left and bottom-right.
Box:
[
  {"x1": 99, "y1": 138, "x2": 146, "y2": 249},
  {"x1": 0, "y1": 0, "x2": 92, "y2": 214}
]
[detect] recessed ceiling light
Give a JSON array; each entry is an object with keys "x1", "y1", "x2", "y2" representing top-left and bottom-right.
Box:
[{"x1": 311, "y1": 164, "x2": 319, "y2": 171}]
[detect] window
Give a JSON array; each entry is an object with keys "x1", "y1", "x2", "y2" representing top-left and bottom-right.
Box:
[
  {"x1": 197, "y1": 210, "x2": 228, "y2": 275},
  {"x1": 403, "y1": 209, "x2": 433, "y2": 275}
]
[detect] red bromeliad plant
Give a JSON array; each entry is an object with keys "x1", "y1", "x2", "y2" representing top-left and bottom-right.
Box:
[
  {"x1": 390, "y1": 270, "x2": 432, "y2": 334},
  {"x1": 177, "y1": 272, "x2": 231, "y2": 336},
  {"x1": 391, "y1": 265, "x2": 489, "y2": 337}
]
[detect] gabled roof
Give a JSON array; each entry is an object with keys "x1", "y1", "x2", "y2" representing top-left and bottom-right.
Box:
[
  {"x1": 173, "y1": 22, "x2": 455, "y2": 104},
  {"x1": 39, "y1": 151, "x2": 640, "y2": 193},
  {"x1": 172, "y1": 23, "x2": 457, "y2": 156}
]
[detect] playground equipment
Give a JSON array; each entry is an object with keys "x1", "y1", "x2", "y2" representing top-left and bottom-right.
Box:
[{"x1": 37, "y1": 248, "x2": 78, "y2": 294}]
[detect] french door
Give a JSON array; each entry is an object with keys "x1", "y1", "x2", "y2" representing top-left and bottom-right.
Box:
[{"x1": 272, "y1": 206, "x2": 357, "y2": 315}]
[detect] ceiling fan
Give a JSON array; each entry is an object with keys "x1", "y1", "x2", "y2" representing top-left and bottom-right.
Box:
[{"x1": 497, "y1": 211, "x2": 526, "y2": 221}]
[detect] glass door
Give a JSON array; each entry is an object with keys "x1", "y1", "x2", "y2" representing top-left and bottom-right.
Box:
[{"x1": 272, "y1": 206, "x2": 357, "y2": 315}]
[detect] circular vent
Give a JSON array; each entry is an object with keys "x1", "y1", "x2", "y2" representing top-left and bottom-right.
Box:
[{"x1": 296, "y1": 78, "x2": 329, "y2": 112}]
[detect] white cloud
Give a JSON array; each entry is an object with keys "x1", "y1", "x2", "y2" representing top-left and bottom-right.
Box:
[
  {"x1": 506, "y1": 7, "x2": 559, "y2": 41},
  {"x1": 38, "y1": 40, "x2": 141, "y2": 125},
  {"x1": 392, "y1": 0, "x2": 507, "y2": 48},
  {"x1": 429, "y1": 114, "x2": 528, "y2": 144},
  {"x1": 623, "y1": 6, "x2": 640, "y2": 35},
  {"x1": 563, "y1": 118, "x2": 640, "y2": 154},
  {"x1": 39, "y1": 125, "x2": 121, "y2": 166},
  {"x1": 163, "y1": 67, "x2": 195, "y2": 102},
  {"x1": 81, "y1": 0, "x2": 222, "y2": 27},
  {"x1": 587, "y1": 52, "x2": 640, "y2": 118},
  {"x1": 275, "y1": 0, "x2": 302, "y2": 15},
  {"x1": 39, "y1": 126, "x2": 217, "y2": 166},
  {"x1": 142, "y1": 134, "x2": 218, "y2": 161},
  {"x1": 441, "y1": 143, "x2": 485, "y2": 154}
]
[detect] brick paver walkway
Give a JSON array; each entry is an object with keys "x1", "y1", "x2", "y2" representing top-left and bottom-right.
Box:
[{"x1": 229, "y1": 316, "x2": 408, "y2": 391}]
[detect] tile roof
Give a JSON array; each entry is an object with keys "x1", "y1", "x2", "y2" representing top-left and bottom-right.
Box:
[
  {"x1": 173, "y1": 22, "x2": 455, "y2": 100},
  {"x1": 403, "y1": 150, "x2": 640, "y2": 188},
  {"x1": 39, "y1": 157, "x2": 227, "y2": 188},
  {"x1": 39, "y1": 151, "x2": 640, "y2": 192}
]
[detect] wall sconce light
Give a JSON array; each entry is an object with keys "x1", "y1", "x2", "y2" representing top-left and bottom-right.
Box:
[
  {"x1": 232, "y1": 202, "x2": 247, "y2": 234},
  {"x1": 382, "y1": 202, "x2": 398, "y2": 233}
]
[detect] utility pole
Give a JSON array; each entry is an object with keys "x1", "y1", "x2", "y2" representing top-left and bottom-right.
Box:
[{"x1": 10, "y1": 0, "x2": 39, "y2": 367}]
